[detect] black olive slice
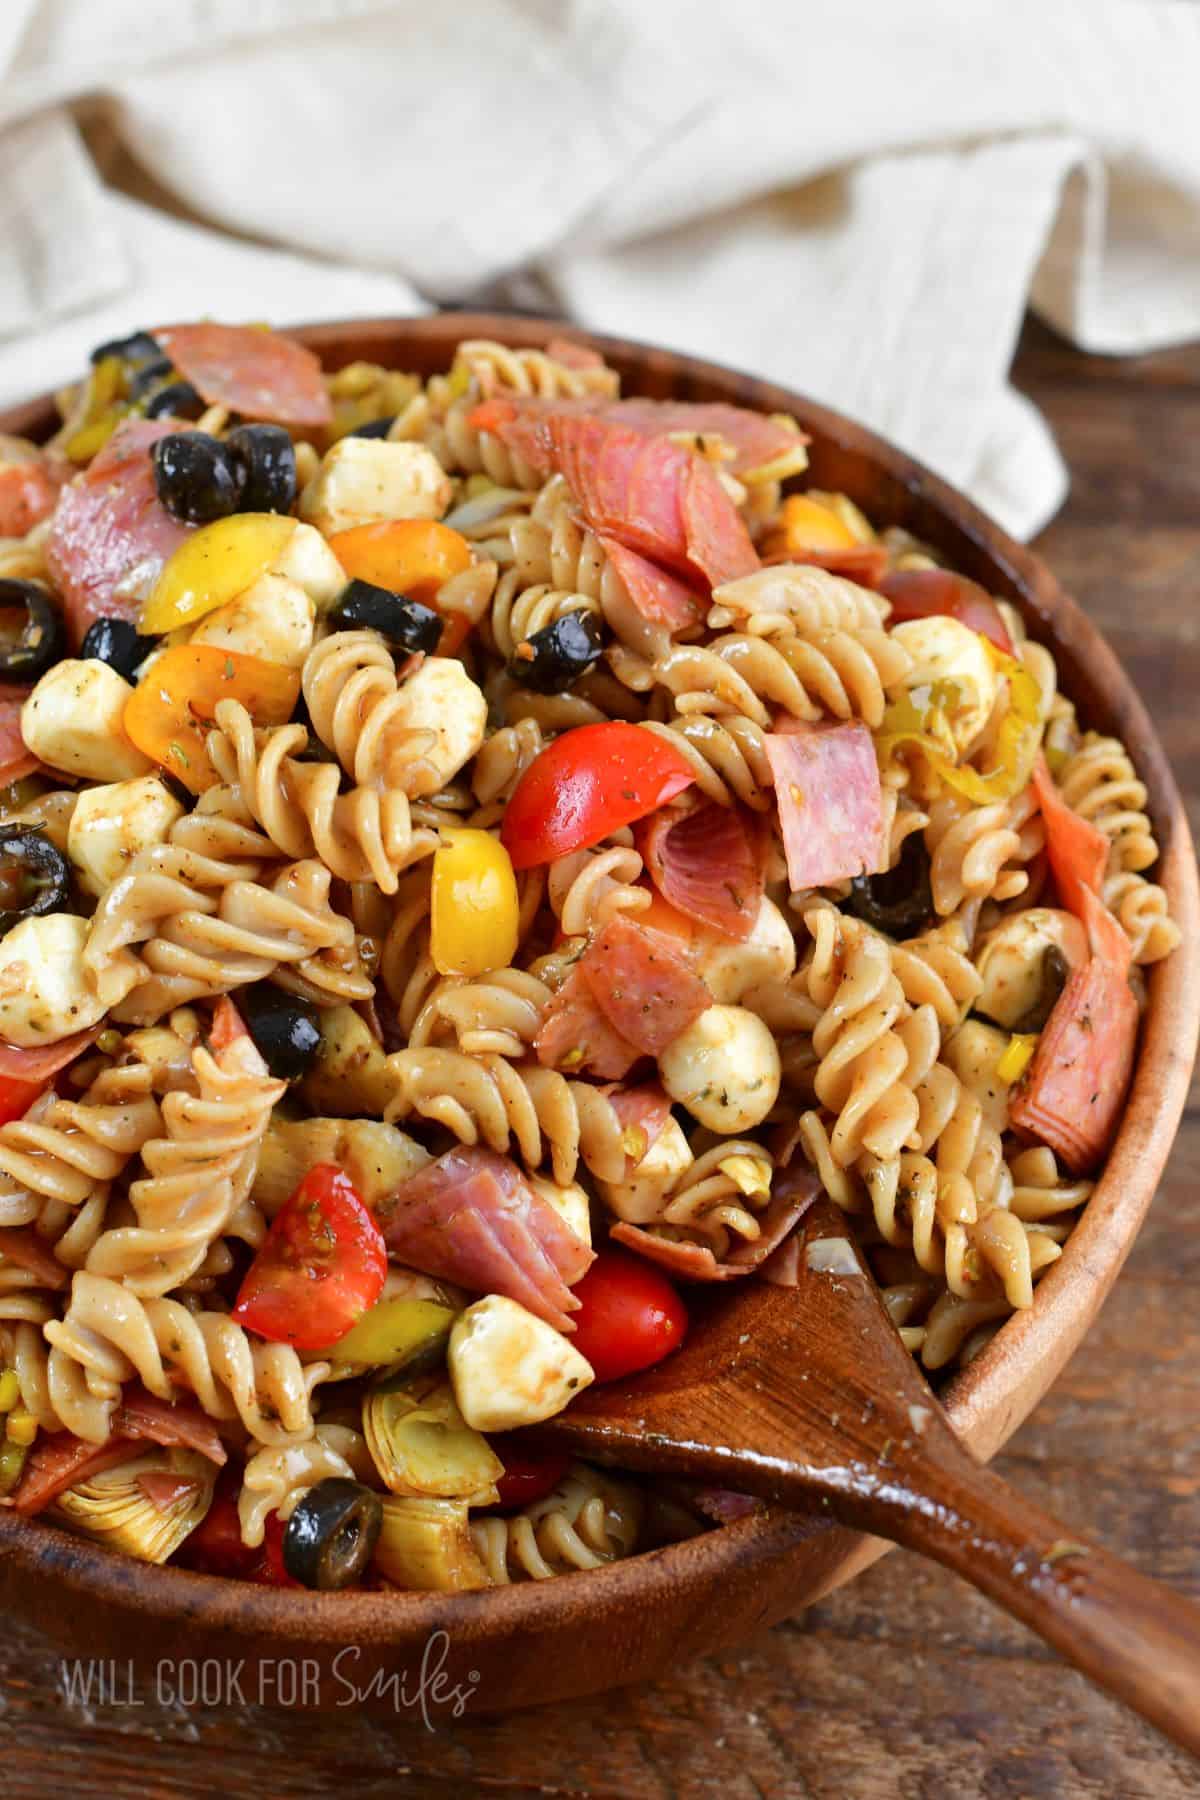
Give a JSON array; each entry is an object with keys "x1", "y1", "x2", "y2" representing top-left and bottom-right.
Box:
[
  {"x1": 346, "y1": 417, "x2": 396, "y2": 439},
  {"x1": 0, "y1": 827, "x2": 70, "y2": 936},
  {"x1": 89, "y1": 330, "x2": 162, "y2": 368},
  {"x1": 1009, "y1": 944, "x2": 1071, "y2": 1035},
  {"x1": 329, "y1": 580, "x2": 444, "y2": 655},
  {"x1": 127, "y1": 357, "x2": 177, "y2": 402},
  {"x1": 283, "y1": 1479, "x2": 382, "y2": 1591},
  {"x1": 844, "y1": 832, "x2": 935, "y2": 939},
  {"x1": 0, "y1": 580, "x2": 66, "y2": 684},
  {"x1": 79, "y1": 616, "x2": 160, "y2": 683},
  {"x1": 151, "y1": 432, "x2": 246, "y2": 524},
  {"x1": 508, "y1": 609, "x2": 603, "y2": 694},
  {"x1": 144, "y1": 381, "x2": 205, "y2": 421},
  {"x1": 239, "y1": 980, "x2": 322, "y2": 1080},
  {"x1": 225, "y1": 424, "x2": 298, "y2": 514}
]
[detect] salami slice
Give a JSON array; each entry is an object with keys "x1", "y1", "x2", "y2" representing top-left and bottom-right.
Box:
[
  {"x1": 45, "y1": 418, "x2": 194, "y2": 645},
  {"x1": 156, "y1": 323, "x2": 332, "y2": 427},
  {"x1": 765, "y1": 720, "x2": 885, "y2": 891}
]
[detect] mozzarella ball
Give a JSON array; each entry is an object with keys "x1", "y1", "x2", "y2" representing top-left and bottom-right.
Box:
[
  {"x1": 449, "y1": 1295, "x2": 594, "y2": 1432},
  {"x1": 659, "y1": 1005, "x2": 781, "y2": 1134},
  {"x1": 942, "y1": 1019, "x2": 1014, "y2": 1133},
  {"x1": 597, "y1": 1116, "x2": 693, "y2": 1224},
  {"x1": 891, "y1": 615, "x2": 999, "y2": 752},
  {"x1": 21, "y1": 661, "x2": 152, "y2": 782},
  {"x1": 693, "y1": 897, "x2": 796, "y2": 1005},
  {"x1": 271, "y1": 520, "x2": 348, "y2": 610},
  {"x1": 389, "y1": 657, "x2": 487, "y2": 796},
  {"x1": 299, "y1": 438, "x2": 452, "y2": 536},
  {"x1": 191, "y1": 574, "x2": 314, "y2": 669},
  {"x1": 974, "y1": 907, "x2": 1086, "y2": 1031},
  {"x1": 0, "y1": 913, "x2": 106, "y2": 1046},
  {"x1": 527, "y1": 1174, "x2": 592, "y2": 1248},
  {"x1": 67, "y1": 775, "x2": 185, "y2": 897}
]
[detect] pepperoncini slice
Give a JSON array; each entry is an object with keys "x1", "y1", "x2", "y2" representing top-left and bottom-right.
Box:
[
  {"x1": 141, "y1": 513, "x2": 298, "y2": 635},
  {"x1": 430, "y1": 828, "x2": 520, "y2": 978},
  {"x1": 123, "y1": 644, "x2": 300, "y2": 794},
  {"x1": 875, "y1": 645, "x2": 1042, "y2": 805}
]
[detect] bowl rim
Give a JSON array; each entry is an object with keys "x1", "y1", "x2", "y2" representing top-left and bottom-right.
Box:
[{"x1": 1, "y1": 310, "x2": 1197, "y2": 1644}]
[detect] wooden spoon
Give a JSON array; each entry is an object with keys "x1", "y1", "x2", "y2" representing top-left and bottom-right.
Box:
[{"x1": 535, "y1": 1195, "x2": 1200, "y2": 1754}]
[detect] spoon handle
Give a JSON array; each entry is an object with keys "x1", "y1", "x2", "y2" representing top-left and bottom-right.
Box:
[{"x1": 872, "y1": 1452, "x2": 1200, "y2": 1755}]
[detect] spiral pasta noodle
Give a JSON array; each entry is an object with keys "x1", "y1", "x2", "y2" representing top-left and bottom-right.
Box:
[
  {"x1": 470, "y1": 1463, "x2": 643, "y2": 1583},
  {"x1": 44, "y1": 1272, "x2": 329, "y2": 1445},
  {"x1": 1057, "y1": 733, "x2": 1180, "y2": 963}
]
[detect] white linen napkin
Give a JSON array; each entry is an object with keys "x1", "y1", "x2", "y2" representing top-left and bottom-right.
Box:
[{"x1": 0, "y1": 0, "x2": 1197, "y2": 538}]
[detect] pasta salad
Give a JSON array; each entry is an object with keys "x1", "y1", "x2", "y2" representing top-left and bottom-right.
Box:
[{"x1": 0, "y1": 322, "x2": 1177, "y2": 1592}]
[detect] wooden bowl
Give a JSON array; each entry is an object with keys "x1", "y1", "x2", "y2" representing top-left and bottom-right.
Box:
[{"x1": 2, "y1": 315, "x2": 1196, "y2": 1714}]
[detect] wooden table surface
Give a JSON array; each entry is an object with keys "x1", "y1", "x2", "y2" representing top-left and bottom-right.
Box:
[{"x1": 1, "y1": 318, "x2": 1197, "y2": 1800}]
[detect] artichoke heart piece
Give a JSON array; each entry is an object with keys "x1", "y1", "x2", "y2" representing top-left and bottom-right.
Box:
[
  {"x1": 317, "y1": 1295, "x2": 457, "y2": 1379},
  {"x1": 254, "y1": 1114, "x2": 429, "y2": 1218},
  {"x1": 364, "y1": 1370, "x2": 502, "y2": 1503},
  {"x1": 300, "y1": 1006, "x2": 399, "y2": 1118},
  {"x1": 50, "y1": 1449, "x2": 217, "y2": 1563},
  {"x1": 373, "y1": 1495, "x2": 491, "y2": 1592}
]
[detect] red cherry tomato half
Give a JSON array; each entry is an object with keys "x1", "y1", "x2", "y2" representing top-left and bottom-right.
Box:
[
  {"x1": 253, "y1": 1511, "x2": 303, "y2": 1588},
  {"x1": 0, "y1": 1072, "x2": 45, "y2": 1126},
  {"x1": 485, "y1": 1437, "x2": 573, "y2": 1510},
  {"x1": 232, "y1": 1163, "x2": 387, "y2": 1350},
  {"x1": 500, "y1": 723, "x2": 695, "y2": 871},
  {"x1": 877, "y1": 568, "x2": 1012, "y2": 654},
  {"x1": 176, "y1": 1471, "x2": 256, "y2": 1578},
  {"x1": 568, "y1": 1246, "x2": 688, "y2": 1383}
]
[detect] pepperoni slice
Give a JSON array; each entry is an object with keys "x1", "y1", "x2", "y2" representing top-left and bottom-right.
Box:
[{"x1": 156, "y1": 323, "x2": 332, "y2": 427}]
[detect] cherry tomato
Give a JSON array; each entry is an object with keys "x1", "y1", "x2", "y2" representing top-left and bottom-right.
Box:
[
  {"x1": 568, "y1": 1246, "x2": 688, "y2": 1382},
  {"x1": 208, "y1": 995, "x2": 249, "y2": 1055},
  {"x1": 485, "y1": 1437, "x2": 573, "y2": 1510},
  {"x1": 0, "y1": 695, "x2": 38, "y2": 788},
  {"x1": 328, "y1": 520, "x2": 477, "y2": 649},
  {"x1": 877, "y1": 568, "x2": 1012, "y2": 654},
  {"x1": 123, "y1": 643, "x2": 300, "y2": 795},
  {"x1": 253, "y1": 1510, "x2": 303, "y2": 1587},
  {"x1": 177, "y1": 1470, "x2": 255, "y2": 1577},
  {"x1": 0, "y1": 1072, "x2": 44, "y2": 1125},
  {"x1": 500, "y1": 723, "x2": 695, "y2": 871},
  {"x1": 232, "y1": 1164, "x2": 387, "y2": 1350}
]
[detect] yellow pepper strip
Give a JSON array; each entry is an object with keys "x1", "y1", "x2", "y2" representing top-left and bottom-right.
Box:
[
  {"x1": 875, "y1": 644, "x2": 1043, "y2": 805},
  {"x1": 431, "y1": 828, "x2": 520, "y2": 978},
  {"x1": 0, "y1": 1369, "x2": 19, "y2": 1413},
  {"x1": 0, "y1": 1438, "x2": 28, "y2": 1496},
  {"x1": 5, "y1": 1408, "x2": 37, "y2": 1447},
  {"x1": 996, "y1": 1033, "x2": 1039, "y2": 1084},
  {"x1": 140, "y1": 513, "x2": 297, "y2": 635},
  {"x1": 63, "y1": 356, "x2": 128, "y2": 462}
]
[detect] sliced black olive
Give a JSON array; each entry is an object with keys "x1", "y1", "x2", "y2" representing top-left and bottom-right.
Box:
[
  {"x1": 151, "y1": 432, "x2": 246, "y2": 524},
  {"x1": 79, "y1": 616, "x2": 159, "y2": 683},
  {"x1": 844, "y1": 833, "x2": 935, "y2": 939},
  {"x1": 0, "y1": 828, "x2": 70, "y2": 936},
  {"x1": 1009, "y1": 944, "x2": 1070, "y2": 1034},
  {"x1": 346, "y1": 416, "x2": 396, "y2": 439},
  {"x1": 89, "y1": 329, "x2": 162, "y2": 368},
  {"x1": 0, "y1": 580, "x2": 66, "y2": 683},
  {"x1": 225, "y1": 424, "x2": 297, "y2": 514},
  {"x1": 508, "y1": 609, "x2": 603, "y2": 694},
  {"x1": 283, "y1": 1479, "x2": 382, "y2": 1591},
  {"x1": 329, "y1": 580, "x2": 443, "y2": 654},
  {"x1": 144, "y1": 380, "x2": 205, "y2": 421},
  {"x1": 126, "y1": 357, "x2": 176, "y2": 402},
  {"x1": 239, "y1": 980, "x2": 322, "y2": 1080}
]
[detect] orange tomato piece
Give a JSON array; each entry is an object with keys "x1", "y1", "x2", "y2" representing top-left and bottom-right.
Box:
[
  {"x1": 124, "y1": 644, "x2": 300, "y2": 795},
  {"x1": 776, "y1": 493, "x2": 859, "y2": 553},
  {"x1": 328, "y1": 519, "x2": 474, "y2": 648}
]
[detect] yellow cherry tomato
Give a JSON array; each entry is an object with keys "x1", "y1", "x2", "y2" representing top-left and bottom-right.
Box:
[
  {"x1": 430, "y1": 828, "x2": 520, "y2": 978},
  {"x1": 329, "y1": 519, "x2": 475, "y2": 649},
  {"x1": 124, "y1": 643, "x2": 300, "y2": 794},
  {"x1": 140, "y1": 513, "x2": 297, "y2": 635},
  {"x1": 775, "y1": 493, "x2": 859, "y2": 554}
]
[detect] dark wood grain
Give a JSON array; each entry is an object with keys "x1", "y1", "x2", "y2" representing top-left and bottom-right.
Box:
[{"x1": 0, "y1": 315, "x2": 1197, "y2": 1796}]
